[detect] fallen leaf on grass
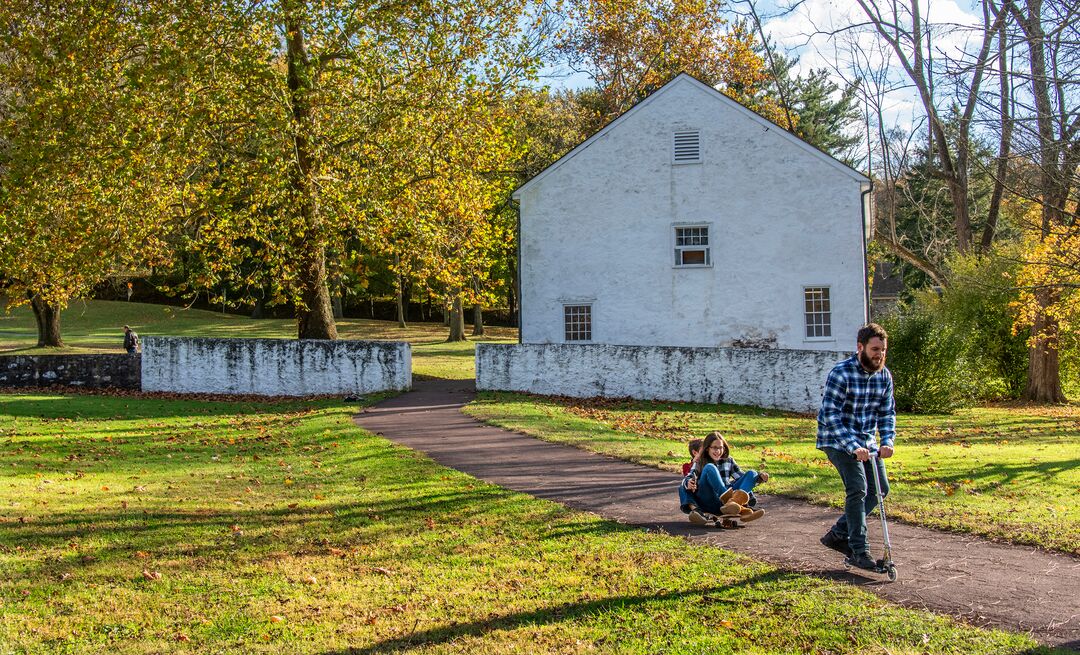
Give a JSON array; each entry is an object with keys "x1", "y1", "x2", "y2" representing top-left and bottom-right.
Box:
[
  {"x1": 269, "y1": 615, "x2": 285, "y2": 623},
  {"x1": 174, "y1": 633, "x2": 190, "y2": 642},
  {"x1": 142, "y1": 569, "x2": 162, "y2": 581},
  {"x1": 302, "y1": 576, "x2": 318, "y2": 585},
  {"x1": 372, "y1": 567, "x2": 393, "y2": 576},
  {"x1": 135, "y1": 550, "x2": 150, "y2": 558}
]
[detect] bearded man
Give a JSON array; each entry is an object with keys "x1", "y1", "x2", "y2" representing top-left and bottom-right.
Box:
[{"x1": 816, "y1": 323, "x2": 896, "y2": 571}]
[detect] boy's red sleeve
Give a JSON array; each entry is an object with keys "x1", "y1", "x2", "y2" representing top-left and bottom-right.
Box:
[{"x1": 682, "y1": 462, "x2": 692, "y2": 475}]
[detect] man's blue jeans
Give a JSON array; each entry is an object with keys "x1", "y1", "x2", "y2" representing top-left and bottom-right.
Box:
[
  {"x1": 823, "y1": 447, "x2": 889, "y2": 556},
  {"x1": 682, "y1": 463, "x2": 761, "y2": 515}
]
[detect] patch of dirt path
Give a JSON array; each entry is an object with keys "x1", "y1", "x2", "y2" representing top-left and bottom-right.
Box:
[{"x1": 354, "y1": 379, "x2": 1080, "y2": 649}]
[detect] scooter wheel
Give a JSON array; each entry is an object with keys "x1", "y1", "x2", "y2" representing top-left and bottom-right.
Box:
[{"x1": 887, "y1": 565, "x2": 898, "y2": 582}]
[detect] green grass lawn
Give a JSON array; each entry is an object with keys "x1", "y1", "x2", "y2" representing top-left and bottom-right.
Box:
[
  {"x1": 0, "y1": 393, "x2": 1062, "y2": 654},
  {"x1": 0, "y1": 300, "x2": 516, "y2": 379},
  {"x1": 465, "y1": 393, "x2": 1080, "y2": 555}
]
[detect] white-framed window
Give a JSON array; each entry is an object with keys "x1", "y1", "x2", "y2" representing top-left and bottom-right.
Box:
[
  {"x1": 804, "y1": 287, "x2": 832, "y2": 338},
  {"x1": 674, "y1": 225, "x2": 711, "y2": 267},
  {"x1": 672, "y1": 130, "x2": 701, "y2": 164},
  {"x1": 564, "y1": 305, "x2": 592, "y2": 342}
]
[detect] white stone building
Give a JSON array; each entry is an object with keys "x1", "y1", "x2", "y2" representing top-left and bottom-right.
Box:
[{"x1": 512, "y1": 73, "x2": 871, "y2": 351}]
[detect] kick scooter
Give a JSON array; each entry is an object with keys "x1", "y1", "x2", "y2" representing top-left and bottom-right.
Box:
[{"x1": 868, "y1": 451, "x2": 898, "y2": 581}]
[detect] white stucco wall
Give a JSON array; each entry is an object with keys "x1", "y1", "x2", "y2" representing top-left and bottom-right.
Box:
[
  {"x1": 142, "y1": 337, "x2": 411, "y2": 396},
  {"x1": 477, "y1": 343, "x2": 846, "y2": 412},
  {"x1": 515, "y1": 75, "x2": 868, "y2": 351}
]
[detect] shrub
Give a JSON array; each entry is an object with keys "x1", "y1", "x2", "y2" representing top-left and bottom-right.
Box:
[
  {"x1": 938, "y1": 251, "x2": 1029, "y2": 399},
  {"x1": 879, "y1": 296, "x2": 979, "y2": 413}
]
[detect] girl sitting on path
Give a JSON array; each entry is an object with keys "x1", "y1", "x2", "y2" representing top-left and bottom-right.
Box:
[{"x1": 683, "y1": 431, "x2": 767, "y2": 525}]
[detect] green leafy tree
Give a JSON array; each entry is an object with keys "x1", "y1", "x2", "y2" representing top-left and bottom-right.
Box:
[
  {"x1": 172, "y1": 0, "x2": 543, "y2": 339},
  {"x1": 0, "y1": 0, "x2": 189, "y2": 346}
]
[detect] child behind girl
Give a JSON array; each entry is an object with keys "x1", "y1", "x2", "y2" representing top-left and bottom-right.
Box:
[
  {"x1": 681, "y1": 431, "x2": 768, "y2": 525},
  {"x1": 678, "y1": 439, "x2": 704, "y2": 515}
]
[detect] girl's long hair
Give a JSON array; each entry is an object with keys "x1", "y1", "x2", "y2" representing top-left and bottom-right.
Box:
[{"x1": 694, "y1": 431, "x2": 730, "y2": 475}]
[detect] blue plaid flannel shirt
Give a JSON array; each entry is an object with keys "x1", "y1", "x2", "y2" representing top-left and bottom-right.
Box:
[
  {"x1": 682, "y1": 457, "x2": 744, "y2": 489},
  {"x1": 816, "y1": 355, "x2": 896, "y2": 455}
]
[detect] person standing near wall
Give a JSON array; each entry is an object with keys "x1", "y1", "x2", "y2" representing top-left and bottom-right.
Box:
[
  {"x1": 122, "y1": 325, "x2": 140, "y2": 355},
  {"x1": 817, "y1": 323, "x2": 895, "y2": 571}
]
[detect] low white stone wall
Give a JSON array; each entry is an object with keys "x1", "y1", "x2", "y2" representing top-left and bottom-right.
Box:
[
  {"x1": 476, "y1": 343, "x2": 847, "y2": 412},
  {"x1": 143, "y1": 337, "x2": 410, "y2": 396}
]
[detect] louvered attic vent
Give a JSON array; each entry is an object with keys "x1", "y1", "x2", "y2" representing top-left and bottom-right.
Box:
[{"x1": 672, "y1": 130, "x2": 701, "y2": 164}]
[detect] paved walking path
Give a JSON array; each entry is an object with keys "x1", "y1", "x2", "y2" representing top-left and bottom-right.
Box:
[{"x1": 355, "y1": 379, "x2": 1080, "y2": 649}]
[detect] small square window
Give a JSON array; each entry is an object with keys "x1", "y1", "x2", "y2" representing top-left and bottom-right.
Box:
[
  {"x1": 804, "y1": 287, "x2": 832, "y2": 338},
  {"x1": 564, "y1": 305, "x2": 592, "y2": 342},
  {"x1": 674, "y1": 225, "x2": 710, "y2": 267}
]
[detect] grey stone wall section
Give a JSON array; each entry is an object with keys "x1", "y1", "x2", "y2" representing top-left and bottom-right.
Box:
[
  {"x1": 142, "y1": 337, "x2": 411, "y2": 396},
  {"x1": 0, "y1": 354, "x2": 141, "y2": 389},
  {"x1": 476, "y1": 343, "x2": 846, "y2": 412}
]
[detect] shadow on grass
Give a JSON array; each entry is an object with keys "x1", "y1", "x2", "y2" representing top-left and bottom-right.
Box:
[
  {"x1": 3, "y1": 486, "x2": 585, "y2": 576},
  {"x1": 0, "y1": 394, "x2": 340, "y2": 421},
  {"x1": 321, "y1": 571, "x2": 792, "y2": 654}
]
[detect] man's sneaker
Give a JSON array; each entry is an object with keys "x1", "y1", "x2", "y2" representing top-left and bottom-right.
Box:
[
  {"x1": 688, "y1": 509, "x2": 710, "y2": 525},
  {"x1": 820, "y1": 530, "x2": 853, "y2": 557},
  {"x1": 845, "y1": 552, "x2": 877, "y2": 571}
]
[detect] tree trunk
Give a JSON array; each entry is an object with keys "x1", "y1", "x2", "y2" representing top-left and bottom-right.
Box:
[
  {"x1": 331, "y1": 293, "x2": 343, "y2": 320},
  {"x1": 508, "y1": 259, "x2": 518, "y2": 328},
  {"x1": 1022, "y1": 290, "x2": 1065, "y2": 403},
  {"x1": 471, "y1": 304, "x2": 484, "y2": 336},
  {"x1": 29, "y1": 294, "x2": 64, "y2": 347},
  {"x1": 286, "y1": 11, "x2": 336, "y2": 340},
  {"x1": 447, "y1": 296, "x2": 466, "y2": 342},
  {"x1": 296, "y1": 246, "x2": 338, "y2": 339},
  {"x1": 395, "y1": 272, "x2": 406, "y2": 328},
  {"x1": 1008, "y1": 0, "x2": 1070, "y2": 401},
  {"x1": 981, "y1": 14, "x2": 1012, "y2": 253},
  {"x1": 251, "y1": 287, "x2": 266, "y2": 319}
]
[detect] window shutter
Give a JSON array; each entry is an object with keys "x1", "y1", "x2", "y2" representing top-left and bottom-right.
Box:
[{"x1": 672, "y1": 130, "x2": 701, "y2": 164}]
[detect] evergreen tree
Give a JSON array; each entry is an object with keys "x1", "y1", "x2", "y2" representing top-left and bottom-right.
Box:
[{"x1": 765, "y1": 54, "x2": 863, "y2": 162}]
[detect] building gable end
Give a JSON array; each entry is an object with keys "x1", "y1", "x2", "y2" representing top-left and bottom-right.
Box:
[{"x1": 513, "y1": 73, "x2": 868, "y2": 200}]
